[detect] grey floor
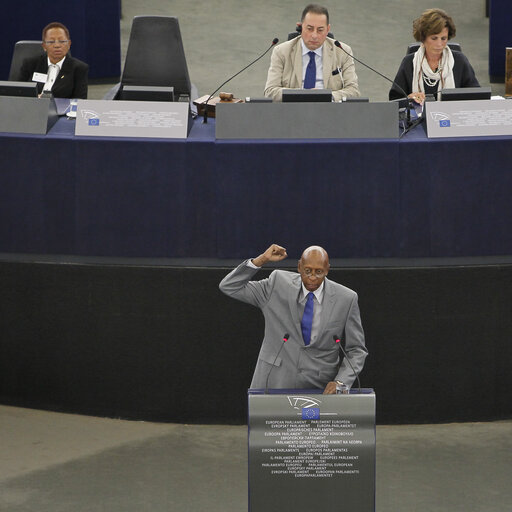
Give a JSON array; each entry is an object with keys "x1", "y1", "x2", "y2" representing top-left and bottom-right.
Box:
[
  {"x1": 1, "y1": 406, "x2": 511, "y2": 512},
  {"x1": 2, "y1": 2, "x2": 510, "y2": 511}
]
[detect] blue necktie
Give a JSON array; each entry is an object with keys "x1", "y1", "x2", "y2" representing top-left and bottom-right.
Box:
[
  {"x1": 304, "y1": 51, "x2": 316, "y2": 89},
  {"x1": 301, "y1": 292, "x2": 314, "y2": 345}
]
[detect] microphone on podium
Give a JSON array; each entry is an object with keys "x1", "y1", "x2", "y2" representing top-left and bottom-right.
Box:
[
  {"x1": 264, "y1": 333, "x2": 289, "y2": 394},
  {"x1": 202, "y1": 37, "x2": 279, "y2": 123},
  {"x1": 333, "y1": 334, "x2": 361, "y2": 394},
  {"x1": 333, "y1": 40, "x2": 412, "y2": 126}
]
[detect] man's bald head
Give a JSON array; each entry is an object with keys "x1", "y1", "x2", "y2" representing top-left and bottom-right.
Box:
[
  {"x1": 300, "y1": 245, "x2": 329, "y2": 264},
  {"x1": 298, "y1": 246, "x2": 330, "y2": 291}
]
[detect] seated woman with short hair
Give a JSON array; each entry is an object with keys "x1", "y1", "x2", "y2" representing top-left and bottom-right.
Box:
[
  {"x1": 388, "y1": 8, "x2": 479, "y2": 104},
  {"x1": 19, "y1": 21, "x2": 88, "y2": 99}
]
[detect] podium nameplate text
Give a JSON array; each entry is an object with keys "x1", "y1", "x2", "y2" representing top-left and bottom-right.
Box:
[
  {"x1": 425, "y1": 99, "x2": 512, "y2": 137},
  {"x1": 248, "y1": 389, "x2": 376, "y2": 512},
  {"x1": 75, "y1": 99, "x2": 190, "y2": 139}
]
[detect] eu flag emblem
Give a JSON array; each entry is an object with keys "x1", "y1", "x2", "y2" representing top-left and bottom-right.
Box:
[
  {"x1": 439, "y1": 119, "x2": 450, "y2": 127},
  {"x1": 302, "y1": 407, "x2": 320, "y2": 420},
  {"x1": 88, "y1": 118, "x2": 100, "y2": 126}
]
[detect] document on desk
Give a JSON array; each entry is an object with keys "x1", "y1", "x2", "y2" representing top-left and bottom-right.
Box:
[{"x1": 75, "y1": 99, "x2": 189, "y2": 139}]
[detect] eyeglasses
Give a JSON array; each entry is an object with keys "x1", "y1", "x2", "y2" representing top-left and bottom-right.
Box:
[
  {"x1": 44, "y1": 40, "x2": 69, "y2": 45},
  {"x1": 302, "y1": 268, "x2": 326, "y2": 278}
]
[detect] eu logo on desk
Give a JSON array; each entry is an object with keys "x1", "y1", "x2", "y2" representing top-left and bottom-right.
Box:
[
  {"x1": 302, "y1": 407, "x2": 320, "y2": 420},
  {"x1": 88, "y1": 118, "x2": 100, "y2": 126},
  {"x1": 439, "y1": 119, "x2": 451, "y2": 127}
]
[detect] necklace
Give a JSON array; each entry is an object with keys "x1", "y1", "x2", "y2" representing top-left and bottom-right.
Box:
[
  {"x1": 421, "y1": 53, "x2": 442, "y2": 87},
  {"x1": 423, "y1": 73, "x2": 439, "y2": 87}
]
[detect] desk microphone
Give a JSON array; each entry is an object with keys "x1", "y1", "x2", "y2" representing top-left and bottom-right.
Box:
[
  {"x1": 333, "y1": 335, "x2": 362, "y2": 394},
  {"x1": 264, "y1": 333, "x2": 289, "y2": 394},
  {"x1": 203, "y1": 37, "x2": 279, "y2": 123},
  {"x1": 333, "y1": 40, "x2": 412, "y2": 126}
]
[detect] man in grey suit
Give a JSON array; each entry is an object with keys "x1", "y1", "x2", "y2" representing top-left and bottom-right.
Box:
[
  {"x1": 219, "y1": 244, "x2": 367, "y2": 394},
  {"x1": 264, "y1": 4, "x2": 360, "y2": 101}
]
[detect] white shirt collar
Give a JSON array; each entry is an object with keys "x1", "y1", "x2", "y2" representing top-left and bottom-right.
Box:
[
  {"x1": 47, "y1": 56, "x2": 66, "y2": 70},
  {"x1": 300, "y1": 38, "x2": 323, "y2": 58},
  {"x1": 300, "y1": 280, "x2": 325, "y2": 304}
]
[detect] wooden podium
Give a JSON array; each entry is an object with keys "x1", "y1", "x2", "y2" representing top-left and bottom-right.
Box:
[{"x1": 248, "y1": 389, "x2": 376, "y2": 512}]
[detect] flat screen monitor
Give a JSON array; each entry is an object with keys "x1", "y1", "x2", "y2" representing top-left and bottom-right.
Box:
[
  {"x1": 0, "y1": 81, "x2": 38, "y2": 98},
  {"x1": 120, "y1": 85, "x2": 174, "y2": 102},
  {"x1": 440, "y1": 86, "x2": 491, "y2": 101},
  {"x1": 121, "y1": 16, "x2": 191, "y2": 101},
  {"x1": 282, "y1": 89, "x2": 332, "y2": 102}
]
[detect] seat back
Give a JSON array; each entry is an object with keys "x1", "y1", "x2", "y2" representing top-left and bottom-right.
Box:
[
  {"x1": 121, "y1": 16, "x2": 191, "y2": 100},
  {"x1": 406, "y1": 42, "x2": 462, "y2": 55},
  {"x1": 8, "y1": 41, "x2": 44, "y2": 81}
]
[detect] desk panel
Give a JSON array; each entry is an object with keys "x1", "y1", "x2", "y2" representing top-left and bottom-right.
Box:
[{"x1": 0, "y1": 118, "x2": 511, "y2": 259}]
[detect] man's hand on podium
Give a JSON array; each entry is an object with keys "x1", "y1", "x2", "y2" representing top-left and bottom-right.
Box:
[{"x1": 323, "y1": 381, "x2": 337, "y2": 394}]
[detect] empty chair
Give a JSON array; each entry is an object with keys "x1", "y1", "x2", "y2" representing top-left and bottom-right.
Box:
[{"x1": 104, "y1": 16, "x2": 193, "y2": 102}]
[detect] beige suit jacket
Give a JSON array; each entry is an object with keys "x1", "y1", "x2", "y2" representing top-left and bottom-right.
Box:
[{"x1": 264, "y1": 36, "x2": 360, "y2": 101}]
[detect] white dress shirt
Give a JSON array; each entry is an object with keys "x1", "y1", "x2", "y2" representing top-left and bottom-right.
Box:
[{"x1": 43, "y1": 56, "x2": 66, "y2": 92}]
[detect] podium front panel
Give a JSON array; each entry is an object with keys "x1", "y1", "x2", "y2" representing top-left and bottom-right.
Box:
[
  {"x1": 248, "y1": 389, "x2": 375, "y2": 512},
  {"x1": 216, "y1": 102, "x2": 398, "y2": 139}
]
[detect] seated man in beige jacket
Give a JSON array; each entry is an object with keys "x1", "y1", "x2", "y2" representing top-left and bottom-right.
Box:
[{"x1": 264, "y1": 3, "x2": 360, "y2": 102}]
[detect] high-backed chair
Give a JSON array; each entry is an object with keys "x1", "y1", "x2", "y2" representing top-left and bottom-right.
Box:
[
  {"x1": 406, "y1": 42, "x2": 462, "y2": 55},
  {"x1": 8, "y1": 41, "x2": 45, "y2": 81},
  {"x1": 104, "y1": 16, "x2": 194, "y2": 101}
]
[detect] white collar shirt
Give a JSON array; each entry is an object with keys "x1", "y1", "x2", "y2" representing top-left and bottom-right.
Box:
[{"x1": 44, "y1": 56, "x2": 66, "y2": 92}]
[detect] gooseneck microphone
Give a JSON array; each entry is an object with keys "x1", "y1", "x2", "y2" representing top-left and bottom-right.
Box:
[
  {"x1": 333, "y1": 40, "x2": 412, "y2": 126},
  {"x1": 264, "y1": 333, "x2": 289, "y2": 394},
  {"x1": 333, "y1": 335, "x2": 362, "y2": 394},
  {"x1": 202, "y1": 37, "x2": 279, "y2": 123}
]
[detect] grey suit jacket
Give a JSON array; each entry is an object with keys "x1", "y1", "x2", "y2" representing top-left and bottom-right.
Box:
[
  {"x1": 264, "y1": 36, "x2": 360, "y2": 101},
  {"x1": 219, "y1": 260, "x2": 367, "y2": 390}
]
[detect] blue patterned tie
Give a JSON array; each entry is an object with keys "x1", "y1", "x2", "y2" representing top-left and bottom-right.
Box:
[
  {"x1": 301, "y1": 292, "x2": 314, "y2": 345},
  {"x1": 304, "y1": 51, "x2": 316, "y2": 89}
]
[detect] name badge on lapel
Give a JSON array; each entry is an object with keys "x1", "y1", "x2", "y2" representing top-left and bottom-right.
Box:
[{"x1": 32, "y1": 72, "x2": 47, "y2": 83}]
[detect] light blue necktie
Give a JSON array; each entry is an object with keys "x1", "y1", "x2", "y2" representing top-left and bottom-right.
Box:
[
  {"x1": 301, "y1": 292, "x2": 314, "y2": 345},
  {"x1": 304, "y1": 51, "x2": 316, "y2": 89}
]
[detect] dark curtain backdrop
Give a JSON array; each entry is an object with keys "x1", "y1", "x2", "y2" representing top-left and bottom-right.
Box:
[{"x1": 1, "y1": 260, "x2": 510, "y2": 424}]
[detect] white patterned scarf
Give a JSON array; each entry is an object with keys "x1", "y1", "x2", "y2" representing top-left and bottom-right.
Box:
[{"x1": 412, "y1": 45, "x2": 455, "y2": 98}]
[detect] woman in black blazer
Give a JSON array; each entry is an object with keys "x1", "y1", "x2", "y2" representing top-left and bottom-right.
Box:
[
  {"x1": 389, "y1": 9, "x2": 479, "y2": 104},
  {"x1": 19, "y1": 21, "x2": 88, "y2": 99}
]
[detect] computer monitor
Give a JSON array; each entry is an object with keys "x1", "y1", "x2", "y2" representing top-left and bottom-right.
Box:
[
  {"x1": 0, "y1": 81, "x2": 38, "y2": 98},
  {"x1": 440, "y1": 86, "x2": 491, "y2": 101},
  {"x1": 120, "y1": 85, "x2": 174, "y2": 102},
  {"x1": 282, "y1": 89, "x2": 333, "y2": 102}
]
